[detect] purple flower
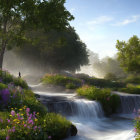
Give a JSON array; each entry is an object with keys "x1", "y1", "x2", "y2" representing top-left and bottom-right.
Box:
[
  {"x1": 6, "y1": 136, "x2": 10, "y2": 140},
  {"x1": 0, "y1": 118, "x2": 3, "y2": 123},
  {"x1": 26, "y1": 108, "x2": 30, "y2": 113},
  {"x1": 48, "y1": 136, "x2": 52, "y2": 139},
  {"x1": 0, "y1": 89, "x2": 10, "y2": 104},
  {"x1": 34, "y1": 126, "x2": 37, "y2": 130},
  {"x1": 0, "y1": 78, "x2": 3, "y2": 83},
  {"x1": 11, "y1": 110, "x2": 15, "y2": 116},
  {"x1": 12, "y1": 127, "x2": 15, "y2": 132}
]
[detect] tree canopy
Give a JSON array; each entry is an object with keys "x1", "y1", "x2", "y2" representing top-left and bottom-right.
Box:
[
  {"x1": 14, "y1": 27, "x2": 89, "y2": 73},
  {"x1": 116, "y1": 35, "x2": 140, "y2": 74},
  {"x1": 0, "y1": 0, "x2": 74, "y2": 68}
]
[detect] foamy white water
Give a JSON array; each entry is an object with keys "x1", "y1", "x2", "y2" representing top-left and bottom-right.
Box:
[{"x1": 31, "y1": 84, "x2": 135, "y2": 140}]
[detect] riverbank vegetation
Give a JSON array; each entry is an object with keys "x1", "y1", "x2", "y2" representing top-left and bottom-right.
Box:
[
  {"x1": 0, "y1": 70, "x2": 75, "y2": 140},
  {"x1": 41, "y1": 74, "x2": 82, "y2": 89},
  {"x1": 76, "y1": 85, "x2": 120, "y2": 115}
]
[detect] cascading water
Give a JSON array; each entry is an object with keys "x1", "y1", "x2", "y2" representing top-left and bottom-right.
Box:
[
  {"x1": 32, "y1": 84, "x2": 135, "y2": 140},
  {"x1": 113, "y1": 91, "x2": 140, "y2": 119}
]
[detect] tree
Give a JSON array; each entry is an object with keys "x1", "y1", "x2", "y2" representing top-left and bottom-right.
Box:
[
  {"x1": 0, "y1": 0, "x2": 74, "y2": 68},
  {"x1": 116, "y1": 35, "x2": 140, "y2": 74},
  {"x1": 14, "y1": 27, "x2": 89, "y2": 73}
]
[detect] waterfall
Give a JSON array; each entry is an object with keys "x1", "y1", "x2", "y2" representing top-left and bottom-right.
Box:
[
  {"x1": 119, "y1": 95, "x2": 140, "y2": 114},
  {"x1": 45, "y1": 99, "x2": 104, "y2": 119}
]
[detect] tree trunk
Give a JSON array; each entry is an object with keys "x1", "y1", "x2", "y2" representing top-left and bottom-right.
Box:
[
  {"x1": 0, "y1": 19, "x2": 7, "y2": 69},
  {"x1": 0, "y1": 42, "x2": 6, "y2": 69}
]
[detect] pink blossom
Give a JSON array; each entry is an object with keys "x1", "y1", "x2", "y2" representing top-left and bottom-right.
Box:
[
  {"x1": 134, "y1": 128, "x2": 137, "y2": 132},
  {"x1": 7, "y1": 119, "x2": 10, "y2": 123}
]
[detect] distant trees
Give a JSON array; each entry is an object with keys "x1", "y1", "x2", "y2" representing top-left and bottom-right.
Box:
[
  {"x1": 116, "y1": 35, "x2": 140, "y2": 74},
  {"x1": 0, "y1": 0, "x2": 74, "y2": 68},
  {"x1": 14, "y1": 27, "x2": 89, "y2": 73},
  {"x1": 93, "y1": 56, "x2": 125, "y2": 78}
]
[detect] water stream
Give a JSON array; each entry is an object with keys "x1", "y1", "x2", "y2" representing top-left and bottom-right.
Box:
[{"x1": 31, "y1": 84, "x2": 136, "y2": 140}]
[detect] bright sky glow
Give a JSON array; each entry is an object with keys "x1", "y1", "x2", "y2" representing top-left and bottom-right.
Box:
[{"x1": 65, "y1": 0, "x2": 140, "y2": 58}]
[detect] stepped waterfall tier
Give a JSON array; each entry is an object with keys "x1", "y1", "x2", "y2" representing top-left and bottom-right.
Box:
[{"x1": 31, "y1": 84, "x2": 135, "y2": 140}]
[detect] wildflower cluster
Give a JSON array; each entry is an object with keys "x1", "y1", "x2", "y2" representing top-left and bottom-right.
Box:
[
  {"x1": 5, "y1": 107, "x2": 41, "y2": 140},
  {"x1": 0, "y1": 82, "x2": 24, "y2": 109}
]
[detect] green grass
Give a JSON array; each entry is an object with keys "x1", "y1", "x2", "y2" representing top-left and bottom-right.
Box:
[{"x1": 76, "y1": 85, "x2": 120, "y2": 115}]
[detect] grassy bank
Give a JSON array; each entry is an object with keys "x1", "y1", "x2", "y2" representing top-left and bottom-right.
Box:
[
  {"x1": 76, "y1": 85, "x2": 120, "y2": 115},
  {"x1": 0, "y1": 70, "x2": 75, "y2": 140}
]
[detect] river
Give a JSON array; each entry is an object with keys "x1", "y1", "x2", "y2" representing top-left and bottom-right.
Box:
[{"x1": 30, "y1": 84, "x2": 136, "y2": 140}]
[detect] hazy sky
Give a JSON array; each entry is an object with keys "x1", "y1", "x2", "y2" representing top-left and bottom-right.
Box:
[{"x1": 65, "y1": 0, "x2": 140, "y2": 58}]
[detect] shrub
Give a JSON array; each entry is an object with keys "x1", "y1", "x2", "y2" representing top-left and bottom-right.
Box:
[
  {"x1": 0, "y1": 83, "x2": 8, "y2": 90},
  {"x1": 80, "y1": 77, "x2": 125, "y2": 88},
  {"x1": 42, "y1": 74, "x2": 82, "y2": 88},
  {"x1": 118, "y1": 84, "x2": 140, "y2": 94},
  {"x1": 125, "y1": 75, "x2": 140, "y2": 84},
  {"x1": 65, "y1": 83, "x2": 77, "y2": 89},
  {"x1": 76, "y1": 85, "x2": 120, "y2": 115},
  {"x1": 42, "y1": 113, "x2": 72, "y2": 140}
]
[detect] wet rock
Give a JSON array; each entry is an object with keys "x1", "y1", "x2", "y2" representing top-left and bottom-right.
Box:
[{"x1": 70, "y1": 124, "x2": 77, "y2": 136}]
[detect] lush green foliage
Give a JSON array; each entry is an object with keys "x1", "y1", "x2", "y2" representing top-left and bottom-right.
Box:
[
  {"x1": 124, "y1": 75, "x2": 140, "y2": 84},
  {"x1": 0, "y1": 70, "x2": 74, "y2": 140},
  {"x1": 0, "y1": 0, "x2": 74, "y2": 68},
  {"x1": 14, "y1": 27, "x2": 89, "y2": 72},
  {"x1": 43, "y1": 113, "x2": 72, "y2": 140},
  {"x1": 118, "y1": 84, "x2": 140, "y2": 94},
  {"x1": 42, "y1": 74, "x2": 82, "y2": 89},
  {"x1": 116, "y1": 35, "x2": 140, "y2": 74},
  {"x1": 76, "y1": 85, "x2": 120, "y2": 115},
  {"x1": 80, "y1": 77, "x2": 125, "y2": 89}
]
